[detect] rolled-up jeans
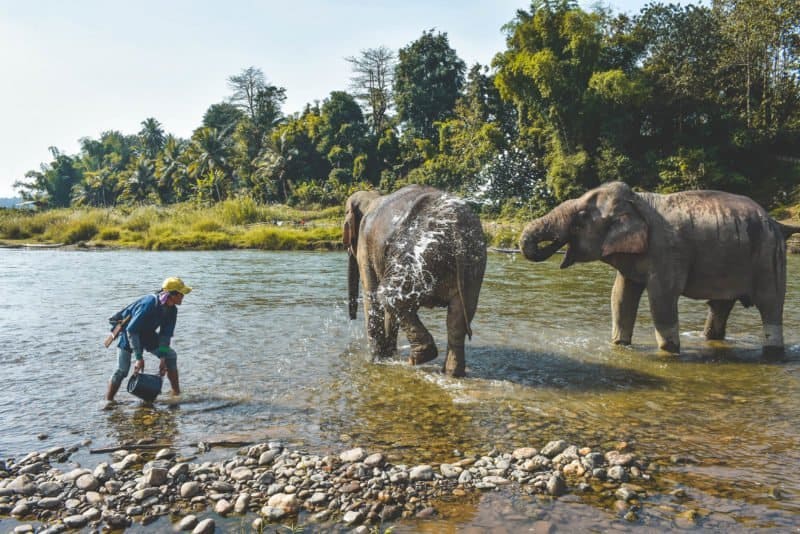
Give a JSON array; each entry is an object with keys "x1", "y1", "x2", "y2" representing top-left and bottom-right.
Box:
[{"x1": 110, "y1": 347, "x2": 178, "y2": 387}]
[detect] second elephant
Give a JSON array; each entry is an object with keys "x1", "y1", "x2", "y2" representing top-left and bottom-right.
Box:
[
  {"x1": 343, "y1": 185, "x2": 487, "y2": 377},
  {"x1": 519, "y1": 181, "x2": 800, "y2": 356}
]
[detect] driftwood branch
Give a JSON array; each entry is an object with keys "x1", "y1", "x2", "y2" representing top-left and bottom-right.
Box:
[{"x1": 89, "y1": 440, "x2": 255, "y2": 454}]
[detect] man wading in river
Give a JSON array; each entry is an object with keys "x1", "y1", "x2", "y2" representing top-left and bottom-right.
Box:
[{"x1": 105, "y1": 277, "x2": 192, "y2": 402}]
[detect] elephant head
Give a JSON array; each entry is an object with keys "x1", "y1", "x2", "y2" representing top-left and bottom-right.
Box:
[
  {"x1": 343, "y1": 190, "x2": 381, "y2": 319},
  {"x1": 520, "y1": 181, "x2": 649, "y2": 268}
]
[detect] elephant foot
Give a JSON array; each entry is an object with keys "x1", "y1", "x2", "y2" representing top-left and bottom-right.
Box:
[
  {"x1": 443, "y1": 352, "x2": 465, "y2": 378},
  {"x1": 658, "y1": 341, "x2": 680, "y2": 354},
  {"x1": 409, "y1": 345, "x2": 438, "y2": 366},
  {"x1": 612, "y1": 338, "x2": 631, "y2": 346},
  {"x1": 762, "y1": 345, "x2": 785, "y2": 360}
]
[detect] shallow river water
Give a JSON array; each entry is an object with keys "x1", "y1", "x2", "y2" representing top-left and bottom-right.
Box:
[{"x1": 1, "y1": 248, "x2": 799, "y2": 532}]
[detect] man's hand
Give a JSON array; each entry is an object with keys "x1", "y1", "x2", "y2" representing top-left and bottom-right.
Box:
[
  {"x1": 159, "y1": 357, "x2": 167, "y2": 376},
  {"x1": 133, "y1": 358, "x2": 145, "y2": 375}
]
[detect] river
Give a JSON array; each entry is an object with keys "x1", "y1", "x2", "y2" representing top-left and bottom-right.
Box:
[{"x1": 1, "y1": 248, "x2": 798, "y2": 531}]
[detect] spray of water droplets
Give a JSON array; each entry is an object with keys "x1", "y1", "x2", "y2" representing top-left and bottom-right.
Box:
[{"x1": 377, "y1": 195, "x2": 472, "y2": 311}]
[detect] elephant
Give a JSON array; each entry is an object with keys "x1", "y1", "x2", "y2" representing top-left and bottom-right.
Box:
[
  {"x1": 343, "y1": 185, "x2": 487, "y2": 377},
  {"x1": 519, "y1": 181, "x2": 800, "y2": 356}
]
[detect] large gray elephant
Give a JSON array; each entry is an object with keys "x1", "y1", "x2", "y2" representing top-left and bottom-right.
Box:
[
  {"x1": 343, "y1": 185, "x2": 487, "y2": 377},
  {"x1": 519, "y1": 181, "x2": 800, "y2": 356}
]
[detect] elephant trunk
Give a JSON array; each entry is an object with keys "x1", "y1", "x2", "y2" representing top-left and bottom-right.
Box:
[
  {"x1": 348, "y1": 253, "x2": 359, "y2": 319},
  {"x1": 519, "y1": 199, "x2": 577, "y2": 262}
]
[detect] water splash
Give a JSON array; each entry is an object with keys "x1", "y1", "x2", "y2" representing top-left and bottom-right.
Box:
[{"x1": 377, "y1": 196, "x2": 469, "y2": 310}]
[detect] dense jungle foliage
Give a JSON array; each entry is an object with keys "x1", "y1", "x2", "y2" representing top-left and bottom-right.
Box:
[{"x1": 10, "y1": 0, "x2": 800, "y2": 218}]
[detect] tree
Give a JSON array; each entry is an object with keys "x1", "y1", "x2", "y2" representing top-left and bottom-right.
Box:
[
  {"x1": 227, "y1": 66, "x2": 267, "y2": 121},
  {"x1": 318, "y1": 91, "x2": 368, "y2": 177},
  {"x1": 493, "y1": 0, "x2": 606, "y2": 199},
  {"x1": 394, "y1": 30, "x2": 466, "y2": 141},
  {"x1": 121, "y1": 157, "x2": 157, "y2": 204},
  {"x1": 138, "y1": 118, "x2": 165, "y2": 159},
  {"x1": 347, "y1": 46, "x2": 396, "y2": 136},
  {"x1": 203, "y1": 102, "x2": 244, "y2": 132},
  {"x1": 14, "y1": 147, "x2": 81, "y2": 208},
  {"x1": 186, "y1": 127, "x2": 234, "y2": 200}
]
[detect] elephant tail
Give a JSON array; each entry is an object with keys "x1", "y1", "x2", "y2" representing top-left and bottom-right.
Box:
[
  {"x1": 456, "y1": 256, "x2": 473, "y2": 340},
  {"x1": 777, "y1": 222, "x2": 800, "y2": 240}
]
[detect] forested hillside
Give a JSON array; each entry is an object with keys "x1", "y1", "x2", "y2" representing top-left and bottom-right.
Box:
[{"x1": 12, "y1": 0, "x2": 800, "y2": 217}]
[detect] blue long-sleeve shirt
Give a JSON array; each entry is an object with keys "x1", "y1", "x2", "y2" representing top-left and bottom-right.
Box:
[{"x1": 113, "y1": 293, "x2": 177, "y2": 354}]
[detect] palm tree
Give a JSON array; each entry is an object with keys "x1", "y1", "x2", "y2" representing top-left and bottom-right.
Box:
[
  {"x1": 253, "y1": 132, "x2": 297, "y2": 203},
  {"x1": 139, "y1": 118, "x2": 166, "y2": 159},
  {"x1": 187, "y1": 127, "x2": 234, "y2": 200},
  {"x1": 122, "y1": 157, "x2": 157, "y2": 204}
]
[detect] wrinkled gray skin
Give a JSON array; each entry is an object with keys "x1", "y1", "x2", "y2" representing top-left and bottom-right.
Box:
[
  {"x1": 343, "y1": 185, "x2": 487, "y2": 377},
  {"x1": 520, "y1": 181, "x2": 800, "y2": 356}
]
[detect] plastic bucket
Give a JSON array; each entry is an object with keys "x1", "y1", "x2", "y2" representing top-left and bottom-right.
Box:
[{"x1": 127, "y1": 373, "x2": 163, "y2": 402}]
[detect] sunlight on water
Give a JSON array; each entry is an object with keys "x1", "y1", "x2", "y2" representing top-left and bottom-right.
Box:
[{"x1": 0, "y1": 248, "x2": 798, "y2": 530}]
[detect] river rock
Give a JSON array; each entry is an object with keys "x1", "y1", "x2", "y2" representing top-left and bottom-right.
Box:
[
  {"x1": 608, "y1": 465, "x2": 629, "y2": 482},
  {"x1": 181, "y1": 481, "x2": 202, "y2": 498},
  {"x1": 62, "y1": 515, "x2": 88, "y2": 529},
  {"x1": 547, "y1": 474, "x2": 567, "y2": 496},
  {"x1": 36, "y1": 497, "x2": 62, "y2": 509},
  {"x1": 268, "y1": 493, "x2": 299, "y2": 512},
  {"x1": 234, "y1": 492, "x2": 250, "y2": 513},
  {"x1": 541, "y1": 440, "x2": 569, "y2": 458},
  {"x1": 512, "y1": 447, "x2": 538, "y2": 460},
  {"x1": 75, "y1": 473, "x2": 99, "y2": 491},
  {"x1": 230, "y1": 466, "x2": 253, "y2": 481},
  {"x1": 93, "y1": 462, "x2": 114, "y2": 482},
  {"x1": 177, "y1": 514, "x2": 198, "y2": 530},
  {"x1": 169, "y1": 462, "x2": 190, "y2": 478},
  {"x1": 215, "y1": 498, "x2": 233, "y2": 515},
  {"x1": 9, "y1": 475, "x2": 36, "y2": 495},
  {"x1": 37, "y1": 481, "x2": 62, "y2": 497},
  {"x1": 144, "y1": 467, "x2": 168, "y2": 487},
  {"x1": 192, "y1": 518, "x2": 215, "y2": 534},
  {"x1": 409, "y1": 465, "x2": 434, "y2": 481},
  {"x1": 155, "y1": 448, "x2": 175, "y2": 460},
  {"x1": 340, "y1": 448, "x2": 366, "y2": 463},
  {"x1": 343, "y1": 510, "x2": 363, "y2": 525},
  {"x1": 440, "y1": 464, "x2": 461, "y2": 478},
  {"x1": 364, "y1": 452, "x2": 384, "y2": 467}
]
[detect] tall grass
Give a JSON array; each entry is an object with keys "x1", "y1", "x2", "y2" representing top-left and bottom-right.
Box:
[
  {"x1": 0, "y1": 199, "x2": 526, "y2": 250},
  {"x1": 0, "y1": 201, "x2": 344, "y2": 251}
]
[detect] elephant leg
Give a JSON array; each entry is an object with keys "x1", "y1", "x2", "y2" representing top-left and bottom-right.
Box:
[
  {"x1": 383, "y1": 311, "x2": 399, "y2": 357},
  {"x1": 611, "y1": 272, "x2": 644, "y2": 345},
  {"x1": 363, "y1": 268, "x2": 388, "y2": 359},
  {"x1": 399, "y1": 309, "x2": 437, "y2": 366},
  {"x1": 754, "y1": 299, "x2": 785, "y2": 358},
  {"x1": 703, "y1": 299, "x2": 735, "y2": 340},
  {"x1": 647, "y1": 286, "x2": 680, "y2": 353},
  {"x1": 443, "y1": 297, "x2": 468, "y2": 378}
]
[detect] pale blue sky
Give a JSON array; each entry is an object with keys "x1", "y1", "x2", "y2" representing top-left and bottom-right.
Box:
[{"x1": 0, "y1": 0, "x2": 690, "y2": 197}]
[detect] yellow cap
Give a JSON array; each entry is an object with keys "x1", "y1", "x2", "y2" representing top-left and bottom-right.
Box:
[{"x1": 162, "y1": 277, "x2": 192, "y2": 295}]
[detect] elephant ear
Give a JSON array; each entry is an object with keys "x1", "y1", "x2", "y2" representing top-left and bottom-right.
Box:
[
  {"x1": 601, "y1": 204, "x2": 648, "y2": 257},
  {"x1": 342, "y1": 210, "x2": 357, "y2": 249}
]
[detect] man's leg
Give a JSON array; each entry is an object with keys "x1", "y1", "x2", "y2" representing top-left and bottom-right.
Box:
[
  {"x1": 106, "y1": 348, "x2": 132, "y2": 401},
  {"x1": 161, "y1": 348, "x2": 180, "y2": 395}
]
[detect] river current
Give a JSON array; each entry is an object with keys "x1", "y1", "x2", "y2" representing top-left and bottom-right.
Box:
[{"x1": 1, "y1": 249, "x2": 798, "y2": 531}]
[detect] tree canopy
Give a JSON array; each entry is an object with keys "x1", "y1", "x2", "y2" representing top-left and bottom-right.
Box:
[{"x1": 14, "y1": 2, "x2": 800, "y2": 214}]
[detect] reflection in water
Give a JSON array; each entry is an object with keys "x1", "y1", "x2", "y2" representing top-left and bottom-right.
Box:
[
  {"x1": 105, "y1": 403, "x2": 180, "y2": 448},
  {"x1": 0, "y1": 249, "x2": 798, "y2": 530}
]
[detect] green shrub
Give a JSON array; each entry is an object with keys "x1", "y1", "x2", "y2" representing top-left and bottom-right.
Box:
[
  {"x1": 98, "y1": 228, "x2": 120, "y2": 240},
  {"x1": 52, "y1": 220, "x2": 99, "y2": 244}
]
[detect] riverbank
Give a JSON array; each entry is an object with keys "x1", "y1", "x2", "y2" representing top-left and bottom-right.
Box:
[
  {"x1": 0, "y1": 436, "x2": 671, "y2": 532},
  {"x1": 2, "y1": 198, "x2": 799, "y2": 253}
]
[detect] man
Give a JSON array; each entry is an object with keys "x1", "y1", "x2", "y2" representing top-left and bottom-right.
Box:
[{"x1": 105, "y1": 277, "x2": 192, "y2": 401}]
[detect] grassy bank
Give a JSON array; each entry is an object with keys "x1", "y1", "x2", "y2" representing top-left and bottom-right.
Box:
[
  {"x1": 3, "y1": 198, "x2": 795, "y2": 252},
  {"x1": 0, "y1": 198, "x2": 524, "y2": 251},
  {"x1": 0, "y1": 199, "x2": 344, "y2": 251}
]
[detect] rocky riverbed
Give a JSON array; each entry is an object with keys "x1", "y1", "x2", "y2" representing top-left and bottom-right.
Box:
[{"x1": 1, "y1": 439, "x2": 654, "y2": 532}]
